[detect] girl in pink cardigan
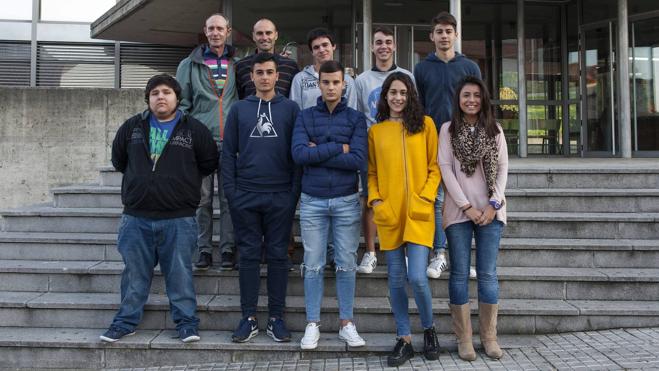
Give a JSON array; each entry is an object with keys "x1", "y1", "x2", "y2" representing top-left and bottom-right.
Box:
[{"x1": 438, "y1": 76, "x2": 508, "y2": 361}]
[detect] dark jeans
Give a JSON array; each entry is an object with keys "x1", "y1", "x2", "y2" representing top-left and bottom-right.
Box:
[
  {"x1": 229, "y1": 190, "x2": 296, "y2": 318},
  {"x1": 111, "y1": 214, "x2": 200, "y2": 332}
]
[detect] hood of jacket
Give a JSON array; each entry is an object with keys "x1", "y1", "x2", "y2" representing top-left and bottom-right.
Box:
[{"x1": 424, "y1": 51, "x2": 468, "y2": 64}]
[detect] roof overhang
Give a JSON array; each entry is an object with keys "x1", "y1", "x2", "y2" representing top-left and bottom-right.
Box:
[{"x1": 90, "y1": 0, "x2": 354, "y2": 47}]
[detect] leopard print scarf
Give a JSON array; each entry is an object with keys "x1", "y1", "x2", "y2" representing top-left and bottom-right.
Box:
[{"x1": 451, "y1": 122, "x2": 499, "y2": 197}]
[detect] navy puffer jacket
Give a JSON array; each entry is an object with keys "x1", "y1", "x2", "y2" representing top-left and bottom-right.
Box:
[{"x1": 292, "y1": 97, "x2": 367, "y2": 198}]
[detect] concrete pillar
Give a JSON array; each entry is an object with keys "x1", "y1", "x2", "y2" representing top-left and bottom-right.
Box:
[
  {"x1": 362, "y1": 0, "x2": 372, "y2": 72},
  {"x1": 30, "y1": 0, "x2": 39, "y2": 87},
  {"x1": 450, "y1": 0, "x2": 461, "y2": 53},
  {"x1": 517, "y1": 0, "x2": 527, "y2": 157},
  {"x1": 617, "y1": 0, "x2": 632, "y2": 158}
]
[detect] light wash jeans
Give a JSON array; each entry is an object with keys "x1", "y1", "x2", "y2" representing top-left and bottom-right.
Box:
[
  {"x1": 385, "y1": 243, "x2": 435, "y2": 337},
  {"x1": 433, "y1": 185, "x2": 447, "y2": 252},
  {"x1": 300, "y1": 192, "x2": 361, "y2": 322},
  {"x1": 445, "y1": 220, "x2": 504, "y2": 305},
  {"x1": 112, "y1": 214, "x2": 199, "y2": 332}
]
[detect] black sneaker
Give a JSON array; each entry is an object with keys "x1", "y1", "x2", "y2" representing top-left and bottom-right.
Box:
[
  {"x1": 195, "y1": 252, "x2": 212, "y2": 270},
  {"x1": 179, "y1": 327, "x2": 200, "y2": 343},
  {"x1": 220, "y1": 251, "x2": 234, "y2": 271},
  {"x1": 99, "y1": 325, "x2": 135, "y2": 343},
  {"x1": 232, "y1": 317, "x2": 258, "y2": 343},
  {"x1": 423, "y1": 326, "x2": 441, "y2": 360},
  {"x1": 387, "y1": 338, "x2": 415, "y2": 367},
  {"x1": 266, "y1": 317, "x2": 291, "y2": 342}
]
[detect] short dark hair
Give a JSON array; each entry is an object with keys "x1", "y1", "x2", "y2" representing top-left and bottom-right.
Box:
[
  {"x1": 431, "y1": 11, "x2": 457, "y2": 31},
  {"x1": 318, "y1": 60, "x2": 343, "y2": 80},
  {"x1": 251, "y1": 52, "x2": 278, "y2": 71},
  {"x1": 144, "y1": 74, "x2": 181, "y2": 105},
  {"x1": 373, "y1": 26, "x2": 394, "y2": 38},
  {"x1": 306, "y1": 28, "x2": 335, "y2": 50}
]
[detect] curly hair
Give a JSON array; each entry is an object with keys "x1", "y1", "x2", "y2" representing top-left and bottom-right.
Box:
[
  {"x1": 375, "y1": 72, "x2": 425, "y2": 134},
  {"x1": 449, "y1": 75, "x2": 500, "y2": 138}
]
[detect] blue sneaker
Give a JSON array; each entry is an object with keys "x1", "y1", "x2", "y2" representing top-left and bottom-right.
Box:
[
  {"x1": 267, "y1": 317, "x2": 291, "y2": 342},
  {"x1": 99, "y1": 325, "x2": 135, "y2": 343},
  {"x1": 232, "y1": 317, "x2": 258, "y2": 343},
  {"x1": 179, "y1": 327, "x2": 200, "y2": 343}
]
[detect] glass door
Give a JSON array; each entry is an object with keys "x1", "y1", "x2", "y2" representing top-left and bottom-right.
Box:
[
  {"x1": 580, "y1": 22, "x2": 618, "y2": 155},
  {"x1": 630, "y1": 16, "x2": 659, "y2": 153}
]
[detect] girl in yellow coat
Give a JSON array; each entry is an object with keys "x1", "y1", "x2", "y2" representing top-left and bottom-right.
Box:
[{"x1": 367, "y1": 72, "x2": 441, "y2": 367}]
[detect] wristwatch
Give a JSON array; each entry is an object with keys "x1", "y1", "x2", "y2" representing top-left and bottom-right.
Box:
[{"x1": 489, "y1": 199, "x2": 503, "y2": 210}]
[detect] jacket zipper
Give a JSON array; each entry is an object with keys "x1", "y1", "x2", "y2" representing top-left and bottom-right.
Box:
[
  {"x1": 205, "y1": 60, "x2": 230, "y2": 141},
  {"x1": 327, "y1": 110, "x2": 333, "y2": 192},
  {"x1": 401, "y1": 126, "x2": 410, "y2": 213},
  {"x1": 149, "y1": 117, "x2": 180, "y2": 172}
]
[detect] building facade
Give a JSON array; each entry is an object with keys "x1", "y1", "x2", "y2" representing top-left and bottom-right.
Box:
[{"x1": 2, "y1": 0, "x2": 658, "y2": 158}]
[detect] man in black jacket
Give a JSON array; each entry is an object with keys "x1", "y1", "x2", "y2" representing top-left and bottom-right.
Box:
[{"x1": 100, "y1": 74, "x2": 218, "y2": 344}]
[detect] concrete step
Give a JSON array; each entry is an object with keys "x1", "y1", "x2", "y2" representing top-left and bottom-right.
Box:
[
  {"x1": 1, "y1": 291, "x2": 658, "y2": 335},
  {"x1": 505, "y1": 188, "x2": 659, "y2": 212},
  {"x1": 3, "y1": 207, "x2": 658, "y2": 240},
  {"x1": 0, "y1": 259, "x2": 657, "y2": 301},
  {"x1": 2, "y1": 232, "x2": 659, "y2": 268},
  {"x1": 0, "y1": 326, "x2": 548, "y2": 369},
  {"x1": 52, "y1": 185, "x2": 221, "y2": 209},
  {"x1": 506, "y1": 160, "x2": 659, "y2": 189},
  {"x1": 52, "y1": 184, "x2": 659, "y2": 213},
  {"x1": 99, "y1": 166, "x2": 121, "y2": 187},
  {"x1": 101, "y1": 161, "x2": 659, "y2": 189}
]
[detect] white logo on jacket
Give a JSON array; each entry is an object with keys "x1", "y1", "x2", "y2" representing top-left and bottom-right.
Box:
[{"x1": 250, "y1": 112, "x2": 278, "y2": 138}]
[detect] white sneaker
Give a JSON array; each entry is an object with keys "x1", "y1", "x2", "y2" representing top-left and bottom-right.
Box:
[
  {"x1": 470, "y1": 266, "x2": 477, "y2": 278},
  {"x1": 300, "y1": 322, "x2": 320, "y2": 350},
  {"x1": 338, "y1": 322, "x2": 366, "y2": 347},
  {"x1": 426, "y1": 253, "x2": 448, "y2": 279},
  {"x1": 357, "y1": 252, "x2": 377, "y2": 274}
]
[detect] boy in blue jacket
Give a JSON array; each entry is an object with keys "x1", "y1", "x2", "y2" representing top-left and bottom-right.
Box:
[
  {"x1": 222, "y1": 53, "x2": 301, "y2": 343},
  {"x1": 292, "y1": 60, "x2": 367, "y2": 350}
]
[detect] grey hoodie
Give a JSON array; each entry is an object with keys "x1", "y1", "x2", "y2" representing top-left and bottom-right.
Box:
[
  {"x1": 354, "y1": 65, "x2": 414, "y2": 127},
  {"x1": 290, "y1": 64, "x2": 357, "y2": 110}
]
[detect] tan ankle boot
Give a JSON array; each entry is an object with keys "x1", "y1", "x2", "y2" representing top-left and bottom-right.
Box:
[
  {"x1": 449, "y1": 303, "x2": 476, "y2": 361},
  {"x1": 478, "y1": 302, "x2": 503, "y2": 359}
]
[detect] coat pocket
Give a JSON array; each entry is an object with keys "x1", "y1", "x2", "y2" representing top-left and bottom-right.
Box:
[
  {"x1": 409, "y1": 193, "x2": 433, "y2": 221},
  {"x1": 373, "y1": 200, "x2": 397, "y2": 226}
]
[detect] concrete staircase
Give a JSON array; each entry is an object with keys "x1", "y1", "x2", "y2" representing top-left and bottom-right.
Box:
[{"x1": 1, "y1": 159, "x2": 659, "y2": 368}]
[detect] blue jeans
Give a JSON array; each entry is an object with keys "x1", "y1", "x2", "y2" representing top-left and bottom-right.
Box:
[
  {"x1": 433, "y1": 185, "x2": 447, "y2": 252},
  {"x1": 445, "y1": 220, "x2": 504, "y2": 305},
  {"x1": 112, "y1": 214, "x2": 200, "y2": 332},
  {"x1": 300, "y1": 192, "x2": 361, "y2": 322},
  {"x1": 385, "y1": 243, "x2": 434, "y2": 337}
]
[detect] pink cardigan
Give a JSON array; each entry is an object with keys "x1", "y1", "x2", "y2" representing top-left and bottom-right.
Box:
[{"x1": 438, "y1": 122, "x2": 509, "y2": 229}]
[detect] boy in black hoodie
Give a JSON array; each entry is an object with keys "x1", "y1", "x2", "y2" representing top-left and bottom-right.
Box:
[
  {"x1": 222, "y1": 53, "x2": 301, "y2": 343},
  {"x1": 101, "y1": 74, "x2": 218, "y2": 344}
]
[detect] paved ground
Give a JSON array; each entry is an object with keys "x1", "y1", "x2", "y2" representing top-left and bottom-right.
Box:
[{"x1": 106, "y1": 327, "x2": 659, "y2": 370}]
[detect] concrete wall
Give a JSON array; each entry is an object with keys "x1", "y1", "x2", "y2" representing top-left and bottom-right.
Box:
[{"x1": 0, "y1": 87, "x2": 144, "y2": 209}]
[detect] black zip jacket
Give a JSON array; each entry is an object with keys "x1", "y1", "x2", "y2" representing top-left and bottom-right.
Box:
[{"x1": 111, "y1": 110, "x2": 218, "y2": 219}]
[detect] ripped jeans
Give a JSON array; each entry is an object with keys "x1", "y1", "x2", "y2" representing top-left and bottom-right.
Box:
[{"x1": 300, "y1": 192, "x2": 361, "y2": 322}]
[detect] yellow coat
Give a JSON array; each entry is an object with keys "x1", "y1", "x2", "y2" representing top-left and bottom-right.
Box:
[{"x1": 367, "y1": 116, "x2": 441, "y2": 250}]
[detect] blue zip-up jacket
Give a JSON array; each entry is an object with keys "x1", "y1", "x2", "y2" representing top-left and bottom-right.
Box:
[
  {"x1": 222, "y1": 94, "x2": 301, "y2": 201},
  {"x1": 291, "y1": 96, "x2": 367, "y2": 199},
  {"x1": 413, "y1": 52, "x2": 481, "y2": 131}
]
